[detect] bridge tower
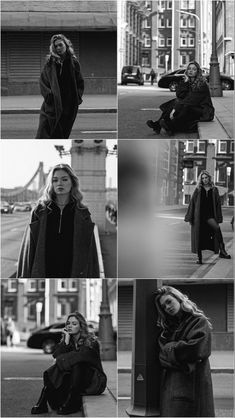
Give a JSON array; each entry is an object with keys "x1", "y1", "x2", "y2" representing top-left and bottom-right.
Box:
[{"x1": 70, "y1": 140, "x2": 107, "y2": 231}]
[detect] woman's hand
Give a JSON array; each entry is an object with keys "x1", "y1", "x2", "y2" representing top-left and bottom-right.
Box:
[
  {"x1": 170, "y1": 109, "x2": 175, "y2": 120},
  {"x1": 63, "y1": 328, "x2": 70, "y2": 345}
]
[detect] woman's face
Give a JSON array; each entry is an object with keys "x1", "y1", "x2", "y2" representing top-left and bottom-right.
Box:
[
  {"x1": 54, "y1": 39, "x2": 67, "y2": 56},
  {"x1": 201, "y1": 174, "x2": 210, "y2": 186},
  {"x1": 159, "y1": 294, "x2": 181, "y2": 316},
  {"x1": 66, "y1": 316, "x2": 80, "y2": 335},
  {"x1": 187, "y1": 64, "x2": 198, "y2": 78},
  {"x1": 52, "y1": 169, "x2": 72, "y2": 197}
]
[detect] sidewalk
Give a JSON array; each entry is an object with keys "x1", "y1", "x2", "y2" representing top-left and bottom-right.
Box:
[
  {"x1": 118, "y1": 350, "x2": 234, "y2": 374},
  {"x1": 198, "y1": 91, "x2": 234, "y2": 139},
  {"x1": 1, "y1": 94, "x2": 117, "y2": 114},
  {"x1": 83, "y1": 361, "x2": 117, "y2": 417}
]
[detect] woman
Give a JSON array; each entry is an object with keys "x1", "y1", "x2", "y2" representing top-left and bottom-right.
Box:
[
  {"x1": 147, "y1": 61, "x2": 214, "y2": 135},
  {"x1": 36, "y1": 34, "x2": 84, "y2": 139},
  {"x1": 31, "y1": 312, "x2": 107, "y2": 415},
  {"x1": 185, "y1": 170, "x2": 231, "y2": 264},
  {"x1": 155, "y1": 286, "x2": 215, "y2": 417},
  {"x1": 17, "y1": 164, "x2": 99, "y2": 278}
]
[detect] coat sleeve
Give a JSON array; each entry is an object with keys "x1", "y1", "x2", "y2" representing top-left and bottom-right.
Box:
[
  {"x1": 74, "y1": 59, "x2": 84, "y2": 99},
  {"x1": 55, "y1": 344, "x2": 100, "y2": 372},
  {"x1": 160, "y1": 316, "x2": 211, "y2": 372},
  {"x1": 214, "y1": 188, "x2": 223, "y2": 223},
  {"x1": 39, "y1": 64, "x2": 53, "y2": 102},
  {"x1": 176, "y1": 81, "x2": 190, "y2": 99},
  {"x1": 16, "y1": 210, "x2": 38, "y2": 278},
  {"x1": 87, "y1": 232, "x2": 100, "y2": 278},
  {"x1": 178, "y1": 82, "x2": 210, "y2": 107},
  {"x1": 52, "y1": 341, "x2": 71, "y2": 358},
  {"x1": 184, "y1": 191, "x2": 196, "y2": 223}
]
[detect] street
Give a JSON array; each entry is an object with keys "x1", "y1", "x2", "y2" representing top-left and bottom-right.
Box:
[
  {"x1": 1, "y1": 113, "x2": 117, "y2": 139},
  {"x1": 118, "y1": 85, "x2": 198, "y2": 139},
  {"x1": 117, "y1": 373, "x2": 234, "y2": 417}
]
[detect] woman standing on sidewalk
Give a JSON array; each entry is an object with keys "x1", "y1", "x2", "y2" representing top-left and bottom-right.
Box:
[
  {"x1": 155, "y1": 285, "x2": 215, "y2": 417},
  {"x1": 184, "y1": 170, "x2": 231, "y2": 264},
  {"x1": 31, "y1": 312, "x2": 107, "y2": 415},
  {"x1": 36, "y1": 34, "x2": 84, "y2": 139},
  {"x1": 147, "y1": 61, "x2": 214, "y2": 135},
  {"x1": 16, "y1": 163, "x2": 99, "y2": 278}
]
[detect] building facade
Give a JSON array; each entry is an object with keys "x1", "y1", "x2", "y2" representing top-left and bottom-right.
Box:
[
  {"x1": 1, "y1": 1, "x2": 117, "y2": 95},
  {"x1": 216, "y1": 0, "x2": 234, "y2": 77}
]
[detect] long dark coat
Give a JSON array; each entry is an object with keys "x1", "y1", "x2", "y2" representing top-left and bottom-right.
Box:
[
  {"x1": 159, "y1": 80, "x2": 214, "y2": 132},
  {"x1": 35, "y1": 55, "x2": 84, "y2": 139},
  {"x1": 158, "y1": 313, "x2": 215, "y2": 417},
  {"x1": 184, "y1": 186, "x2": 222, "y2": 253},
  {"x1": 16, "y1": 202, "x2": 99, "y2": 278},
  {"x1": 44, "y1": 339, "x2": 107, "y2": 410}
]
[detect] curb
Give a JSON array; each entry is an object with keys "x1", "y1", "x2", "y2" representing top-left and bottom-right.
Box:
[
  {"x1": 1, "y1": 108, "x2": 117, "y2": 115},
  {"x1": 189, "y1": 239, "x2": 233, "y2": 279},
  {"x1": 82, "y1": 387, "x2": 117, "y2": 418},
  {"x1": 118, "y1": 367, "x2": 234, "y2": 374}
]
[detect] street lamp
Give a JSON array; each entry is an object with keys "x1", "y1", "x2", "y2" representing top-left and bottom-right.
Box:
[
  {"x1": 36, "y1": 302, "x2": 43, "y2": 328},
  {"x1": 209, "y1": 0, "x2": 222, "y2": 97},
  {"x1": 98, "y1": 279, "x2": 116, "y2": 361}
]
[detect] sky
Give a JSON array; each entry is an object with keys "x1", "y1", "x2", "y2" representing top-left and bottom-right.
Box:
[{"x1": 0, "y1": 140, "x2": 117, "y2": 189}]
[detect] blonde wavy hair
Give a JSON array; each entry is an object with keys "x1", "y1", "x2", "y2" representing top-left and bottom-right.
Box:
[
  {"x1": 184, "y1": 61, "x2": 207, "y2": 91},
  {"x1": 47, "y1": 34, "x2": 77, "y2": 63},
  {"x1": 61, "y1": 311, "x2": 97, "y2": 348},
  {"x1": 196, "y1": 170, "x2": 214, "y2": 189},
  {"x1": 38, "y1": 164, "x2": 83, "y2": 206},
  {"x1": 154, "y1": 286, "x2": 212, "y2": 330}
]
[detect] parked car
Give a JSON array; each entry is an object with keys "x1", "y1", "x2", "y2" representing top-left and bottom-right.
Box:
[
  {"x1": 0, "y1": 201, "x2": 13, "y2": 214},
  {"x1": 158, "y1": 68, "x2": 234, "y2": 91},
  {"x1": 27, "y1": 321, "x2": 99, "y2": 354},
  {"x1": 13, "y1": 202, "x2": 32, "y2": 212},
  {"x1": 121, "y1": 65, "x2": 144, "y2": 85}
]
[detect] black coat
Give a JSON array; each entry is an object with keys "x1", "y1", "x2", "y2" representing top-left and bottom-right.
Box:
[
  {"x1": 184, "y1": 187, "x2": 222, "y2": 253},
  {"x1": 36, "y1": 54, "x2": 84, "y2": 139},
  {"x1": 16, "y1": 201, "x2": 99, "y2": 278},
  {"x1": 158, "y1": 313, "x2": 215, "y2": 417},
  {"x1": 159, "y1": 80, "x2": 214, "y2": 132}
]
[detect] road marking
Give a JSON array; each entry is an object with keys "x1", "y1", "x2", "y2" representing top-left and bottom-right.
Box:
[
  {"x1": 118, "y1": 397, "x2": 131, "y2": 400},
  {"x1": 4, "y1": 377, "x2": 43, "y2": 380},
  {"x1": 141, "y1": 108, "x2": 160, "y2": 111},
  {"x1": 81, "y1": 131, "x2": 117, "y2": 134},
  {"x1": 155, "y1": 215, "x2": 185, "y2": 220}
]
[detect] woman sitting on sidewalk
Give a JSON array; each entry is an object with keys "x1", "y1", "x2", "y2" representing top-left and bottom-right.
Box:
[
  {"x1": 184, "y1": 170, "x2": 231, "y2": 264},
  {"x1": 31, "y1": 312, "x2": 107, "y2": 415},
  {"x1": 147, "y1": 61, "x2": 214, "y2": 135}
]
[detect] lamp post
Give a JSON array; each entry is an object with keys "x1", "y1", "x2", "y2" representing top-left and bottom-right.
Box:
[
  {"x1": 209, "y1": 0, "x2": 222, "y2": 97},
  {"x1": 99, "y1": 279, "x2": 116, "y2": 360},
  {"x1": 36, "y1": 302, "x2": 43, "y2": 328}
]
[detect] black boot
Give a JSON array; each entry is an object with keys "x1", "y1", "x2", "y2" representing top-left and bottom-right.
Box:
[
  {"x1": 196, "y1": 250, "x2": 202, "y2": 264},
  {"x1": 159, "y1": 119, "x2": 174, "y2": 136},
  {"x1": 146, "y1": 120, "x2": 161, "y2": 134},
  {"x1": 31, "y1": 386, "x2": 48, "y2": 414},
  {"x1": 57, "y1": 391, "x2": 82, "y2": 415},
  {"x1": 219, "y1": 243, "x2": 231, "y2": 259}
]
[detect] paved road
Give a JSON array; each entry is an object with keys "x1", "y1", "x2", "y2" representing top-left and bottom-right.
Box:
[
  {"x1": 1, "y1": 212, "x2": 29, "y2": 278},
  {"x1": 118, "y1": 373, "x2": 234, "y2": 417},
  {"x1": 118, "y1": 207, "x2": 233, "y2": 279},
  {"x1": 118, "y1": 85, "x2": 198, "y2": 139},
  {"x1": 1, "y1": 113, "x2": 117, "y2": 139},
  {"x1": 1, "y1": 349, "x2": 83, "y2": 417}
]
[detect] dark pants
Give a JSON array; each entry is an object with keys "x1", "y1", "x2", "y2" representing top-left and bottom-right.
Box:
[
  {"x1": 44, "y1": 363, "x2": 93, "y2": 410},
  {"x1": 164, "y1": 105, "x2": 202, "y2": 133},
  {"x1": 198, "y1": 218, "x2": 223, "y2": 257}
]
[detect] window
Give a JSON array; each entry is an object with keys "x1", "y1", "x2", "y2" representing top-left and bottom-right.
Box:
[
  {"x1": 159, "y1": 55, "x2": 165, "y2": 66},
  {"x1": 217, "y1": 166, "x2": 226, "y2": 183},
  {"x1": 184, "y1": 194, "x2": 191, "y2": 204},
  {"x1": 180, "y1": 54, "x2": 187, "y2": 66},
  {"x1": 159, "y1": 37, "x2": 165, "y2": 47},
  {"x1": 69, "y1": 279, "x2": 77, "y2": 291},
  {"x1": 185, "y1": 167, "x2": 195, "y2": 183},
  {"x1": 28, "y1": 302, "x2": 36, "y2": 319},
  {"x1": 57, "y1": 280, "x2": 67, "y2": 292},
  {"x1": 198, "y1": 141, "x2": 206, "y2": 153},
  {"x1": 167, "y1": 1, "x2": 172, "y2": 9},
  {"x1": 230, "y1": 142, "x2": 234, "y2": 153},
  {"x1": 7, "y1": 279, "x2": 17, "y2": 292},
  {"x1": 167, "y1": 38, "x2": 172, "y2": 46},
  {"x1": 142, "y1": 56, "x2": 150, "y2": 66},
  {"x1": 188, "y1": 37, "x2": 195, "y2": 47},
  {"x1": 180, "y1": 17, "x2": 188, "y2": 27},
  {"x1": 180, "y1": 37, "x2": 187, "y2": 47},
  {"x1": 185, "y1": 141, "x2": 194, "y2": 153},
  {"x1": 38, "y1": 280, "x2": 45, "y2": 291},
  {"x1": 28, "y1": 280, "x2": 36, "y2": 292},
  {"x1": 189, "y1": 17, "x2": 195, "y2": 27},
  {"x1": 167, "y1": 18, "x2": 172, "y2": 27},
  {"x1": 181, "y1": 0, "x2": 188, "y2": 9},
  {"x1": 218, "y1": 141, "x2": 227, "y2": 153},
  {"x1": 57, "y1": 301, "x2": 66, "y2": 318},
  {"x1": 144, "y1": 36, "x2": 151, "y2": 47},
  {"x1": 159, "y1": 17, "x2": 165, "y2": 27},
  {"x1": 145, "y1": 1, "x2": 151, "y2": 10},
  {"x1": 189, "y1": 0, "x2": 195, "y2": 8},
  {"x1": 160, "y1": 1, "x2": 165, "y2": 9}
]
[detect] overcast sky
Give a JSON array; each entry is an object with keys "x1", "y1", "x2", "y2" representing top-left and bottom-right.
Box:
[{"x1": 0, "y1": 140, "x2": 117, "y2": 189}]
